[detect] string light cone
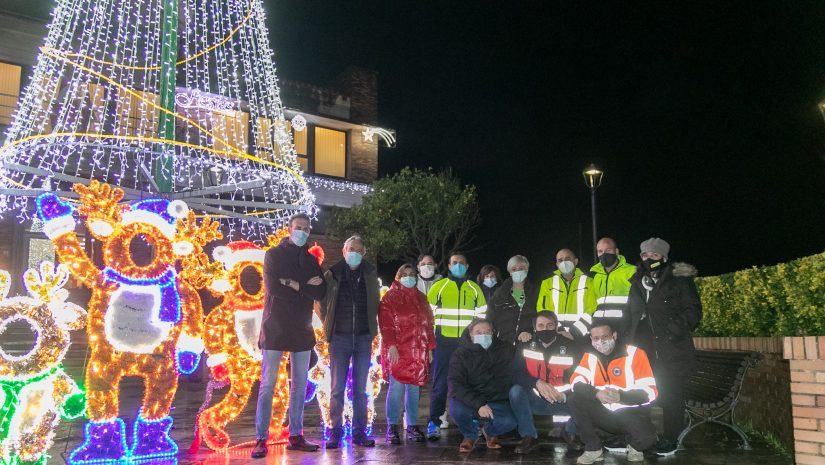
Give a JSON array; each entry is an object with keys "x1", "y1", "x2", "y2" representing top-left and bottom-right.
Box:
[{"x1": 0, "y1": 0, "x2": 316, "y2": 239}]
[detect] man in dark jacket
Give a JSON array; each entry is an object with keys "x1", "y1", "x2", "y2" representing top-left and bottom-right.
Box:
[
  {"x1": 488, "y1": 255, "x2": 538, "y2": 349},
  {"x1": 252, "y1": 213, "x2": 326, "y2": 458},
  {"x1": 509, "y1": 311, "x2": 581, "y2": 454},
  {"x1": 448, "y1": 318, "x2": 522, "y2": 453},
  {"x1": 317, "y1": 234, "x2": 380, "y2": 448},
  {"x1": 626, "y1": 237, "x2": 702, "y2": 457}
]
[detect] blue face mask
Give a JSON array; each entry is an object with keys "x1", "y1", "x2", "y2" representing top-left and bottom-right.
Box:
[
  {"x1": 345, "y1": 251, "x2": 363, "y2": 268},
  {"x1": 483, "y1": 277, "x2": 497, "y2": 288},
  {"x1": 473, "y1": 333, "x2": 492, "y2": 350},
  {"x1": 511, "y1": 270, "x2": 528, "y2": 284},
  {"x1": 399, "y1": 276, "x2": 417, "y2": 288},
  {"x1": 290, "y1": 229, "x2": 309, "y2": 247},
  {"x1": 450, "y1": 263, "x2": 467, "y2": 278}
]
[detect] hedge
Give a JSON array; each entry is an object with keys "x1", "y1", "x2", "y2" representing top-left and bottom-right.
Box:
[{"x1": 694, "y1": 251, "x2": 825, "y2": 337}]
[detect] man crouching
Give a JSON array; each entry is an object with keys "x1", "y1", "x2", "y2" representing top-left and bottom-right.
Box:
[
  {"x1": 448, "y1": 318, "x2": 520, "y2": 453},
  {"x1": 568, "y1": 321, "x2": 658, "y2": 464}
]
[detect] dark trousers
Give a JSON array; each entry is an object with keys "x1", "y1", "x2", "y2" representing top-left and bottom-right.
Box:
[
  {"x1": 567, "y1": 391, "x2": 657, "y2": 452},
  {"x1": 429, "y1": 333, "x2": 459, "y2": 424},
  {"x1": 654, "y1": 365, "x2": 688, "y2": 441}
]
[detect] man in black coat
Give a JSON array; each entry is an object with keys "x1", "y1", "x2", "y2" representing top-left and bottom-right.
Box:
[
  {"x1": 448, "y1": 318, "x2": 522, "y2": 453},
  {"x1": 626, "y1": 237, "x2": 702, "y2": 457},
  {"x1": 252, "y1": 213, "x2": 326, "y2": 458}
]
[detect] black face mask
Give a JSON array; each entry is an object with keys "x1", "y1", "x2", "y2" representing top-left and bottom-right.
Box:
[
  {"x1": 643, "y1": 258, "x2": 665, "y2": 273},
  {"x1": 535, "y1": 329, "x2": 557, "y2": 344},
  {"x1": 598, "y1": 253, "x2": 617, "y2": 268}
]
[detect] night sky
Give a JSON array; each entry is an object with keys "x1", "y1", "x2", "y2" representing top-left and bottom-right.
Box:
[{"x1": 268, "y1": 0, "x2": 825, "y2": 278}]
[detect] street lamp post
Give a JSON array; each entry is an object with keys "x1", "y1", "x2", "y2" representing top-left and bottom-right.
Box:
[{"x1": 582, "y1": 164, "x2": 604, "y2": 263}]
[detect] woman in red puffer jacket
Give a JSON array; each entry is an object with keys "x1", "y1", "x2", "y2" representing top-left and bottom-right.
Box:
[{"x1": 379, "y1": 263, "x2": 437, "y2": 445}]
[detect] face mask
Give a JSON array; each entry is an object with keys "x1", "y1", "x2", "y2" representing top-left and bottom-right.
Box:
[
  {"x1": 473, "y1": 333, "x2": 492, "y2": 350},
  {"x1": 483, "y1": 277, "x2": 497, "y2": 288},
  {"x1": 419, "y1": 264, "x2": 435, "y2": 279},
  {"x1": 450, "y1": 263, "x2": 467, "y2": 278},
  {"x1": 598, "y1": 253, "x2": 617, "y2": 268},
  {"x1": 535, "y1": 329, "x2": 556, "y2": 344},
  {"x1": 643, "y1": 258, "x2": 665, "y2": 272},
  {"x1": 592, "y1": 338, "x2": 616, "y2": 355},
  {"x1": 290, "y1": 229, "x2": 309, "y2": 247},
  {"x1": 511, "y1": 270, "x2": 528, "y2": 284},
  {"x1": 399, "y1": 276, "x2": 417, "y2": 288},
  {"x1": 558, "y1": 260, "x2": 575, "y2": 275},
  {"x1": 345, "y1": 251, "x2": 363, "y2": 268}
]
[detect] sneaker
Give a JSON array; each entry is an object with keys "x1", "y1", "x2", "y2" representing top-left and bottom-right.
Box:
[
  {"x1": 250, "y1": 439, "x2": 267, "y2": 458},
  {"x1": 406, "y1": 425, "x2": 426, "y2": 442},
  {"x1": 576, "y1": 449, "x2": 604, "y2": 464},
  {"x1": 627, "y1": 444, "x2": 644, "y2": 462},
  {"x1": 325, "y1": 430, "x2": 342, "y2": 449},
  {"x1": 353, "y1": 433, "x2": 376, "y2": 447},
  {"x1": 426, "y1": 421, "x2": 441, "y2": 440},
  {"x1": 655, "y1": 438, "x2": 678, "y2": 456},
  {"x1": 439, "y1": 412, "x2": 449, "y2": 429},
  {"x1": 386, "y1": 425, "x2": 401, "y2": 445},
  {"x1": 286, "y1": 435, "x2": 319, "y2": 452}
]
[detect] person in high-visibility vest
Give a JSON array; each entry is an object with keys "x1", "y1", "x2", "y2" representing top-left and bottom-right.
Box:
[
  {"x1": 567, "y1": 321, "x2": 658, "y2": 464},
  {"x1": 426, "y1": 252, "x2": 486, "y2": 440},
  {"x1": 588, "y1": 237, "x2": 637, "y2": 337},
  {"x1": 536, "y1": 248, "x2": 596, "y2": 341}
]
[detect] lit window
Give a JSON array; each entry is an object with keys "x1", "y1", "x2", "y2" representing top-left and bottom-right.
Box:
[
  {"x1": 314, "y1": 127, "x2": 346, "y2": 177},
  {"x1": 212, "y1": 109, "x2": 249, "y2": 156},
  {"x1": 117, "y1": 89, "x2": 160, "y2": 138},
  {"x1": 0, "y1": 62, "x2": 22, "y2": 125}
]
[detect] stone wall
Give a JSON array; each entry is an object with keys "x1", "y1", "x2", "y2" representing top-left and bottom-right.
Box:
[
  {"x1": 783, "y1": 336, "x2": 825, "y2": 465},
  {"x1": 693, "y1": 337, "x2": 793, "y2": 451}
]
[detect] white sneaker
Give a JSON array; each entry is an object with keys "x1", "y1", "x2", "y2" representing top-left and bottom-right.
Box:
[
  {"x1": 439, "y1": 412, "x2": 449, "y2": 429},
  {"x1": 576, "y1": 449, "x2": 604, "y2": 464},
  {"x1": 627, "y1": 444, "x2": 644, "y2": 462}
]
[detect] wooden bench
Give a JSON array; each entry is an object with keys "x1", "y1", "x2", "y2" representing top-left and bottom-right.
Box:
[{"x1": 679, "y1": 349, "x2": 762, "y2": 449}]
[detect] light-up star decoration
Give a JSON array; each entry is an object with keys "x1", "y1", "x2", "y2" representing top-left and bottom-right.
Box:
[
  {"x1": 35, "y1": 181, "x2": 223, "y2": 464},
  {"x1": 0, "y1": 262, "x2": 86, "y2": 465},
  {"x1": 0, "y1": 0, "x2": 316, "y2": 240}
]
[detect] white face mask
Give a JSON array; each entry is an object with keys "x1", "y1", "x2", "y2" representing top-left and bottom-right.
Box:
[
  {"x1": 419, "y1": 264, "x2": 435, "y2": 279},
  {"x1": 558, "y1": 260, "x2": 575, "y2": 275},
  {"x1": 592, "y1": 338, "x2": 616, "y2": 355}
]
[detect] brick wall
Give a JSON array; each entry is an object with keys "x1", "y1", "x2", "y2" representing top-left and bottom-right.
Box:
[
  {"x1": 693, "y1": 337, "x2": 793, "y2": 451},
  {"x1": 348, "y1": 128, "x2": 378, "y2": 183},
  {"x1": 783, "y1": 336, "x2": 825, "y2": 464}
]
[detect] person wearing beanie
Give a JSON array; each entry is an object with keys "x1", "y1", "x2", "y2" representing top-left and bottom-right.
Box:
[{"x1": 626, "y1": 237, "x2": 702, "y2": 457}]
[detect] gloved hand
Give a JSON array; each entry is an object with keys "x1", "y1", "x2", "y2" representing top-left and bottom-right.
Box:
[
  {"x1": 36, "y1": 193, "x2": 73, "y2": 221},
  {"x1": 176, "y1": 350, "x2": 201, "y2": 374}
]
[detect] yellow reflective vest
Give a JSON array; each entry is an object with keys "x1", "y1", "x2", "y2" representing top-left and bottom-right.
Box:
[
  {"x1": 427, "y1": 277, "x2": 487, "y2": 339},
  {"x1": 589, "y1": 255, "x2": 636, "y2": 330},
  {"x1": 536, "y1": 268, "x2": 596, "y2": 336}
]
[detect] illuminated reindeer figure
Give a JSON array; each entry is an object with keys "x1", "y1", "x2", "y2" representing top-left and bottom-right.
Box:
[{"x1": 36, "y1": 181, "x2": 222, "y2": 464}]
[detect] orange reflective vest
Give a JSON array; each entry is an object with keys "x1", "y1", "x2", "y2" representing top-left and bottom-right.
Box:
[{"x1": 570, "y1": 345, "x2": 658, "y2": 411}]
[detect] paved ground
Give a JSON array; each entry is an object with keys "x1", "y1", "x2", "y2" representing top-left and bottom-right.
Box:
[{"x1": 43, "y1": 371, "x2": 792, "y2": 465}]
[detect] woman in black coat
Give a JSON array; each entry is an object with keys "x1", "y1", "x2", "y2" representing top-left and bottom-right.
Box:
[
  {"x1": 626, "y1": 238, "x2": 702, "y2": 456},
  {"x1": 487, "y1": 255, "x2": 538, "y2": 350}
]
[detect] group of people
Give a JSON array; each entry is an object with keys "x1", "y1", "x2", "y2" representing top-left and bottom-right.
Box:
[{"x1": 251, "y1": 212, "x2": 702, "y2": 464}]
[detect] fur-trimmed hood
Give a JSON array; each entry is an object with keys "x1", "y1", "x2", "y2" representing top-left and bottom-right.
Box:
[{"x1": 671, "y1": 262, "x2": 698, "y2": 278}]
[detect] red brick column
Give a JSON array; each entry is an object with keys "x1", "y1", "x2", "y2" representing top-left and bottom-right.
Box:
[{"x1": 783, "y1": 336, "x2": 825, "y2": 464}]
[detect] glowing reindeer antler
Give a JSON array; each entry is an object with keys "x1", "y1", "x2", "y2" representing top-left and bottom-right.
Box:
[
  {"x1": 74, "y1": 180, "x2": 125, "y2": 223},
  {"x1": 0, "y1": 269, "x2": 10, "y2": 300}
]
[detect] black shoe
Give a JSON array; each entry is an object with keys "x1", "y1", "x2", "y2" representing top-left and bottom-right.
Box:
[
  {"x1": 561, "y1": 428, "x2": 584, "y2": 453},
  {"x1": 250, "y1": 439, "x2": 267, "y2": 458},
  {"x1": 353, "y1": 434, "x2": 376, "y2": 447},
  {"x1": 514, "y1": 436, "x2": 538, "y2": 454},
  {"x1": 655, "y1": 438, "x2": 678, "y2": 456},
  {"x1": 406, "y1": 425, "x2": 426, "y2": 442},
  {"x1": 325, "y1": 430, "x2": 342, "y2": 449},
  {"x1": 286, "y1": 435, "x2": 319, "y2": 452},
  {"x1": 386, "y1": 425, "x2": 401, "y2": 445}
]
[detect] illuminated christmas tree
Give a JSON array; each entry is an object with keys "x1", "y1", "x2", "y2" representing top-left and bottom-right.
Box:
[{"x1": 0, "y1": 0, "x2": 315, "y2": 238}]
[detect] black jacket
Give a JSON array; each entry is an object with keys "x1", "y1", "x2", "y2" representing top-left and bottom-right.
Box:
[
  {"x1": 317, "y1": 259, "x2": 380, "y2": 342},
  {"x1": 448, "y1": 327, "x2": 513, "y2": 410},
  {"x1": 259, "y1": 238, "x2": 326, "y2": 352},
  {"x1": 626, "y1": 262, "x2": 702, "y2": 370},
  {"x1": 488, "y1": 277, "x2": 539, "y2": 347}
]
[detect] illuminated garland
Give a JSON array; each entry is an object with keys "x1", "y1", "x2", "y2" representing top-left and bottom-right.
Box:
[
  {"x1": 35, "y1": 182, "x2": 222, "y2": 464},
  {"x1": 0, "y1": 262, "x2": 86, "y2": 465}
]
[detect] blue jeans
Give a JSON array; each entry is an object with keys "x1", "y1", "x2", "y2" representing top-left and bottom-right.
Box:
[
  {"x1": 329, "y1": 333, "x2": 374, "y2": 436},
  {"x1": 386, "y1": 375, "x2": 420, "y2": 426},
  {"x1": 449, "y1": 398, "x2": 517, "y2": 440},
  {"x1": 509, "y1": 384, "x2": 573, "y2": 438},
  {"x1": 255, "y1": 349, "x2": 311, "y2": 439}
]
